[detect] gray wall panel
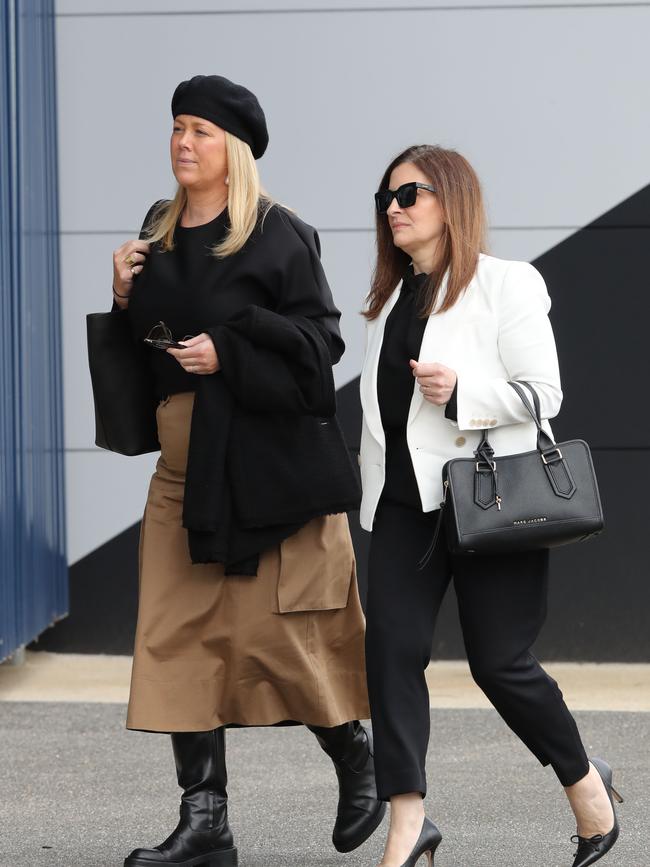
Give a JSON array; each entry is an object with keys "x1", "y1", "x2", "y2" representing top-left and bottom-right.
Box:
[
  {"x1": 65, "y1": 451, "x2": 156, "y2": 564},
  {"x1": 55, "y1": 6, "x2": 650, "y2": 233},
  {"x1": 54, "y1": 0, "x2": 648, "y2": 645}
]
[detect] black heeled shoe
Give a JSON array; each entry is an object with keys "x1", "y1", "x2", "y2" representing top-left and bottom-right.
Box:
[
  {"x1": 394, "y1": 817, "x2": 442, "y2": 867},
  {"x1": 570, "y1": 757, "x2": 624, "y2": 867}
]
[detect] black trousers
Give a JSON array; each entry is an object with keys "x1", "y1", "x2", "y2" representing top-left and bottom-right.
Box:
[{"x1": 365, "y1": 500, "x2": 590, "y2": 801}]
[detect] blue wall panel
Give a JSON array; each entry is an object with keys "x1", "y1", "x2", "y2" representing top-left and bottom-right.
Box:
[{"x1": 0, "y1": 0, "x2": 67, "y2": 662}]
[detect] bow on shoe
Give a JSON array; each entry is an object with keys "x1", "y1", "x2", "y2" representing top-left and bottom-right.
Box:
[{"x1": 571, "y1": 833, "x2": 604, "y2": 857}]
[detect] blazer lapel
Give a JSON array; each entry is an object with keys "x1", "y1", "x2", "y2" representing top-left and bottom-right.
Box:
[
  {"x1": 407, "y1": 268, "x2": 454, "y2": 428},
  {"x1": 360, "y1": 284, "x2": 401, "y2": 445}
]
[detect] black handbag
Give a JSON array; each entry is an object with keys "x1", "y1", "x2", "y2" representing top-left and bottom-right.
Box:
[
  {"x1": 423, "y1": 381, "x2": 604, "y2": 560},
  {"x1": 86, "y1": 309, "x2": 160, "y2": 456}
]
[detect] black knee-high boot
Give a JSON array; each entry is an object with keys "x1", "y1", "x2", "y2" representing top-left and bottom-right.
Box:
[
  {"x1": 124, "y1": 729, "x2": 237, "y2": 867},
  {"x1": 308, "y1": 721, "x2": 386, "y2": 853}
]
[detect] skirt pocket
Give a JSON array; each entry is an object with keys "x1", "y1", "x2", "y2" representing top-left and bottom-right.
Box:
[{"x1": 274, "y1": 514, "x2": 354, "y2": 613}]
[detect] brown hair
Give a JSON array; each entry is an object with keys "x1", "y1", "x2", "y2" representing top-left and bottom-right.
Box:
[{"x1": 364, "y1": 145, "x2": 488, "y2": 320}]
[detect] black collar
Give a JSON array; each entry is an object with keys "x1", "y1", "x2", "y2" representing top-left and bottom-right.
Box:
[{"x1": 403, "y1": 264, "x2": 431, "y2": 293}]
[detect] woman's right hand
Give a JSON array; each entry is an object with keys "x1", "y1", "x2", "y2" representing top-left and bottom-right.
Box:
[{"x1": 112, "y1": 239, "x2": 151, "y2": 308}]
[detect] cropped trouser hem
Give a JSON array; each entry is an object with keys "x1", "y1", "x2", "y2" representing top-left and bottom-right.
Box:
[
  {"x1": 553, "y1": 757, "x2": 591, "y2": 789},
  {"x1": 375, "y1": 769, "x2": 427, "y2": 803}
]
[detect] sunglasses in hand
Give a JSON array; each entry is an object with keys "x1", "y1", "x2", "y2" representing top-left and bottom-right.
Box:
[
  {"x1": 144, "y1": 321, "x2": 194, "y2": 351},
  {"x1": 375, "y1": 181, "x2": 436, "y2": 214}
]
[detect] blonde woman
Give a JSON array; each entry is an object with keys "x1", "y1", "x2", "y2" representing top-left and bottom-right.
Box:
[
  {"x1": 111, "y1": 75, "x2": 384, "y2": 867},
  {"x1": 359, "y1": 145, "x2": 622, "y2": 867}
]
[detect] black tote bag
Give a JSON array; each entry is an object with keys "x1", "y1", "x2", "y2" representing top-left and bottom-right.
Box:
[
  {"x1": 86, "y1": 309, "x2": 159, "y2": 456},
  {"x1": 424, "y1": 381, "x2": 604, "y2": 560}
]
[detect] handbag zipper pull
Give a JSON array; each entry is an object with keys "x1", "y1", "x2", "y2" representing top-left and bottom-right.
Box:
[
  {"x1": 492, "y1": 467, "x2": 501, "y2": 510},
  {"x1": 441, "y1": 479, "x2": 449, "y2": 507}
]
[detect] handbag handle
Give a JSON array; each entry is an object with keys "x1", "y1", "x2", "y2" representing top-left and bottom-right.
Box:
[
  {"x1": 475, "y1": 381, "x2": 557, "y2": 457},
  {"x1": 509, "y1": 380, "x2": 540, "y2": 423},
  {"x1": 473, "y1": 380, "x2": 572, "y2": 502},
  {"x1": 471, "y1": 380, "x2": 567, "y2": 513},
  {"x1": 507, "y1": 381, "x2": 556, "y2": 452}
]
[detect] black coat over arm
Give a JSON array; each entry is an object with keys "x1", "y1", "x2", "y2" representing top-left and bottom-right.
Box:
[{"x1": 181, "y1": 206, "x2": 360, "y2": 573}]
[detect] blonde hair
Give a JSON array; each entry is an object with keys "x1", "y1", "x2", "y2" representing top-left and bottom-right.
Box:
[{"x1": 144, "y1": 131, "x2": 272, "y2": 257}]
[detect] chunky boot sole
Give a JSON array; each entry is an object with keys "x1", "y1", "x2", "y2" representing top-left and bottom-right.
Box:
[
  {"x1": 333, "y1": 800, "x2": 387, "y2": 853},
  {"x1": 124, "y1": 846, "x2": 238, "y2": 867}
]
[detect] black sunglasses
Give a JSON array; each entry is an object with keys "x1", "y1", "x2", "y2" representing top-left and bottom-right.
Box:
[
  {"x1": 374, "y1": 181, "x2": 437, "y2": 214},
  {"x1": 144, "y1": 321, "x2": 193, "y2": 351}
]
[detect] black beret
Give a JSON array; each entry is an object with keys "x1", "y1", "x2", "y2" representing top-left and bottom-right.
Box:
[{"x1": 171, "y1": 74, "x2": 268, "y2": 160}]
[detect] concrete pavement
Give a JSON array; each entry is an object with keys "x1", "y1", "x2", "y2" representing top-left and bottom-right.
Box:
[{"x1": 2, "y1": 653, "x2": 650, "y2": 711}]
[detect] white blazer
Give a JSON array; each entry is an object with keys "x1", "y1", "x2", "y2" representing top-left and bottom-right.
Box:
[{"x1": 359, "y1": 254, "x2": 562, "y2": 531}]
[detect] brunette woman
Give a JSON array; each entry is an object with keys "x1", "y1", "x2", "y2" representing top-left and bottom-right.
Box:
[{"x1": 359, "y1": 144, "x2": 622, "y2": 867}]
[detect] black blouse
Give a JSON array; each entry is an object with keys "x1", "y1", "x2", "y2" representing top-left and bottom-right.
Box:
[
  {"x1": 127, "y1": 208, "x2": 228, "y2": 398},
  {"x1": 128, "y1": 204, "x2": 327, "y2": 400},
  {"x1": 377, "y1": 267, "x2": 457, "y2": 510}
]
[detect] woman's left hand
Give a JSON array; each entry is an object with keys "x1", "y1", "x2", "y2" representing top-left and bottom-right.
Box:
[
  {"x1": 410, "y1": 359, "x2": 457, "y2": 406},
  {"x1": 167, "y1": 333, "x2": 221, "y2": 375}
]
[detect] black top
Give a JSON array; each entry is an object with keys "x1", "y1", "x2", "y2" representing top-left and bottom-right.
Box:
[
  {"x1": 377, "y1": 266, "x2": 457, "y2": 510},
  {"x1": 128, "y1": 207, "x2": 229, "y2": 397},
  {"x1": 128, "y1": 204, "x2": 326, "y2": 400}
]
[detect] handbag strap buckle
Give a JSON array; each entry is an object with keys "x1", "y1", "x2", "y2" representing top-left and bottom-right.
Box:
[{"x1": 541, "y1": 447, "x2": 563, "y2": 465}]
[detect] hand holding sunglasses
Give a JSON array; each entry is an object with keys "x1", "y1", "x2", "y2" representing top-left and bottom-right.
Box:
[
  {"x1": 375, "y1": 181, "x2": 436, "y2": 214},
  {"x1": 144, "y1": 322, "x2": 219, "y2": 374},
  {"x1": 144, "y1": 321, "x2": 192, "y2": 351},
  {"x1": 167, "y1": 332, "x2": 221, "y2": 375}
]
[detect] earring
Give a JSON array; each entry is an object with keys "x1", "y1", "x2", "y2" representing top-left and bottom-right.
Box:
[{"x1": 224, "y1": 175, "x2": 229, "y2": 186}]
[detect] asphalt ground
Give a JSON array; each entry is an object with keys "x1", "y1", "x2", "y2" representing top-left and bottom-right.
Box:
[{"x1": 0, "y1": 702, "x2": 647, "y2": 867}]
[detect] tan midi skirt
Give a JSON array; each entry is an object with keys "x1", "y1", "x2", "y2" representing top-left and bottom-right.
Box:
[{"x1": 126, "y1": 391, "x2": 370, "y2": 732}]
